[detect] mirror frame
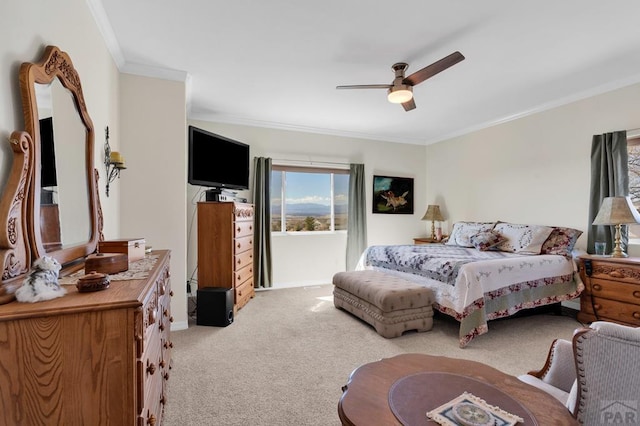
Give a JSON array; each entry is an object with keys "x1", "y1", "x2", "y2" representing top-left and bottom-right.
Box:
[
  {"x1": 21, "y1": 45, "x2": 101, "y2": 265},
  {"x1": 0, "y1": 46, "x2": 102, "y2": 303}
]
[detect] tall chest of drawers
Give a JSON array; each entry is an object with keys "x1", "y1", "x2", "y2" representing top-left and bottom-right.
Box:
[
  {"x1": 197, "y1": 202, "x2": 255, "y2": 310},
  {"x1": 577, "y1": 255, "x2": 640, "y2": 326},
  {"x1": 0, "y1": 250, "x2": 173, "y2": 426}
]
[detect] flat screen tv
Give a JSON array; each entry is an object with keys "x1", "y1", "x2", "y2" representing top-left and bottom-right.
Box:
[
  {"x1": 188, "y1": 126, "x2": 250, "y2": 190},
  {"x1": 39, "y1": 117, "x2": 58, "y2": 188}
]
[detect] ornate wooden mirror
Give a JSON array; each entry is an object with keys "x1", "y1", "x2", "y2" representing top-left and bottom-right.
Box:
[{"x1": 0, "y1": 46, "x2": 102, "y2": 303}]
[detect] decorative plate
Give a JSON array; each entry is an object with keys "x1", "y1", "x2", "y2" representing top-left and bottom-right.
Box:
[
  {"x1": 427, "y1": 392, "x2": 524, "y2": 426},
  {"x1": 452, "y1": 402, "x2": 495, "y2": 426}
]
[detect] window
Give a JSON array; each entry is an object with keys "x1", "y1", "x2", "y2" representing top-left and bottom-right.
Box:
[
  {"x1": 271, "y1": 165, "x2": 349, "y2": 233},
  {"x1": 628, "y1": 137, "x2": 640, "y2": 242}
]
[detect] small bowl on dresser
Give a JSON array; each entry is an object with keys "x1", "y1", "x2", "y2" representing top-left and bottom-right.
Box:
[{"x1": 77, "y1": 271, "x2": 110, "y2": 293}]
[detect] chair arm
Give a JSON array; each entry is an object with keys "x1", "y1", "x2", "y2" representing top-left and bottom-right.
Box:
[{"x1": 526, "y1": 338, "x2": 576, "y2": 393}]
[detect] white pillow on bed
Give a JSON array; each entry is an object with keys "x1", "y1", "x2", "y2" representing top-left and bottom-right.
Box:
[
  {"x1": 446, "y1": 221, "x2": 497, "y2": 247},
  {"x1": 493, "y1": 222, "x2": 554, "y2": 254}
]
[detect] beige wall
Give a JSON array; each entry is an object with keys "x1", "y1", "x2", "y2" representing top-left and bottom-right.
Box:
[
  {"x1": 187, "y1": 120, "x2": 427, "y2": 288},
  {"x1": 120, "y1": 74, "x2": 188, "y2": 328},
  {"x1": 426, "y1": 81, "x2": 640, "y2": 256}
]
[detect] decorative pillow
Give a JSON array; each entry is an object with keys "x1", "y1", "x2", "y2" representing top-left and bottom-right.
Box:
[
  {"x1": 446, "y1": 221, "x2": 497, "y2": 247},
  {"x1": 541, "y1": 227, "x2": 583, "y2": 257},
  {"x1": 493, "y1": 223, "x2": 554, "y2": 254},
  {"x1": 470, "y1": 230, "x2": 506, "y2": 251}
]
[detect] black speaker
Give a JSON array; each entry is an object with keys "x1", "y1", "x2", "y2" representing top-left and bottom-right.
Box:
[{"x1": 196, "y1": 287, "x2": 234, "y2": 327}]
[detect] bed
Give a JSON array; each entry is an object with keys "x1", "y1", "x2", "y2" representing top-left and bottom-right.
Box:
[{"x1": 356, "y1": 221, "x2": 585, "y2": 347}]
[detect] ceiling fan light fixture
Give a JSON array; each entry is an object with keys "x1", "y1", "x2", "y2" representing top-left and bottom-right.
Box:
[{"x1": 387, "y1": 85, "x2": 413, "y2": 104}]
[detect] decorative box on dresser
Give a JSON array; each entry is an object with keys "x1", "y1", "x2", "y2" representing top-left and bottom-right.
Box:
[
  {"x1": 0, "y1": 250, "x2": 173, "y2": 426},
  {"x1": 577, "y1": 255, "x2": 640, "y2": 326},
  {"x1": 197, "y1": 202, "x2": 255, "y2": 310}
]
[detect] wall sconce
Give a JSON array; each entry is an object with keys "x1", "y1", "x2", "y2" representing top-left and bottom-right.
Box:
[{"x1": 104, "y1": 126, "x2": 126, "y2": 197}]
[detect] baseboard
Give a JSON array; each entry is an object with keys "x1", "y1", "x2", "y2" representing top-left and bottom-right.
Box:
[
  {"x1": 171, "y1": 320, "x2": 188, "y2": 331},
  {"x1": 259, "y1": 279, "x2": 331, "y2": 291}
]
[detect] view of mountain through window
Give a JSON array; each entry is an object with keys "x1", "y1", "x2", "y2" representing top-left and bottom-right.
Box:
[{"x1": 271, "y1": 168, "x2": 349, "y2": 232}]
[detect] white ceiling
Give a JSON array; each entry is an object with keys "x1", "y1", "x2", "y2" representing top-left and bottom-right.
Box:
[{"x1": 91, "y1": 0, "x2": 640, "y2": 145}]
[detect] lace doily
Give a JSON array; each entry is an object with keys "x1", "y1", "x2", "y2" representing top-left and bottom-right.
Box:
[{"x1": 59, "y1": 254, "x2": 160, "y2": 286}]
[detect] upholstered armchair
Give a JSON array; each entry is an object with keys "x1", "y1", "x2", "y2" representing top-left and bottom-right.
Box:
[{"x1": 518, "y1": 321, "x2": 640, "y2": 425}]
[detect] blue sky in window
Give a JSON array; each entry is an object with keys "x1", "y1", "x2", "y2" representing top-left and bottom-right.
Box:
[{"x1": 271, "y1": 171, "x2": 348, "y2": 206}]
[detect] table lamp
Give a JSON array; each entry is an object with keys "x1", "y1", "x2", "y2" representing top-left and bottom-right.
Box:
[
  {"x1": 592, "y1": 196, "x2": 640, "y2": 257},
  {"x1": 421, "y1": 205, "x2": 444, "y2": 241}
]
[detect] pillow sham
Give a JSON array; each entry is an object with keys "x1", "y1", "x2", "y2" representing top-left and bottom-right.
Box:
[
  {"x1": 470, "y1": 230, "x2": 506, "y2": 251},
  {"x1": 446, "y1": 221, "x2": 496, "y2": 247},
  {"x1": 493, "y1": 222, "x2": 554, "y2": 254},
  {"x1": 541, "y1": 227, "x2": 583, "y2": 257}
]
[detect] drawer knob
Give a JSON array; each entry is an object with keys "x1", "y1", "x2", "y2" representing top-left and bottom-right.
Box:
[
  {"x1": 237, "y1": 226, "x2": 241, "y2": 233},
  {"x1": 159, "y1": 323, "x2": 165, "y2": 332},
  {"x1": 609, "y1": 271, "x2": 623, "y2": 278},
  {"x1": 147, "y1": 414, "x2": 157, "y2": 426},
  {"x1": 592, "y1": 284, "x2": 602, "y2": 291},
  {"x1": 237, "y1": 242, "x2": 242, "y2": 249},
  {"x1": 634, "y1": 312, "x2": 640, "y2": 320},
  {"x1": 593, "y1": 304, "x2": 602, "y2": 311},
  {"x1": 160, "y1": 395, "x2": 167, "y2": 405},
  {"x1": 170, "y1": 316, "x2": 174, "y2": 323},
  {"x1": 164, "y1": 372, "x2": 170, "y2": 381},
  {"x1": 170, "y1": 290, "x2": 174, "y2": 297},
  {"x1": 237, "y1": 259, "x2": 242, "y2": 265},
  {"x1": 164, "y1": 341, "x2": 174, "y2": 349},
  {"x1": 634, "y1": 291, "x2": 640, "y2": 298},
  {"x1": 148, "y1": 309, "x2": 157, "y2": 324},
  {"x1": 147, "y1": 362, "x2": 156, "y2": 375},
  {"x1": 160, "y1": 359, "x2": 166, "y2": 368}
]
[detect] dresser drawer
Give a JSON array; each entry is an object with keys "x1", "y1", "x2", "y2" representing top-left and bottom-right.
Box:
[
  {"x1": 234, "y1": 235, "x2": 253, "y2": 255},
  {"x1": 585, "y1": 296, "x2": 640, "y2": 326},
  {"x1": 234, "y1": 220, "x2": 253, "y2": 238},
  {"x1": 234, "y1": 263, "x2": 254, "y2": 287},
  {"x1": 587, "y1": 261, "x2": 640, "y2": 285},
  {"x1": 235, "y1": 249, "x2": 253, "y2": 271},
  {"x1": 236, "y1": 278, "x2": 254, "y2": 309},
  {"x1": 587, "y1": 278, "x2": 640, "y2": 305}
]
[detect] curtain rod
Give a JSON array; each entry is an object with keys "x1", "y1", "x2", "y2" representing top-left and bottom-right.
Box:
[
  {"x1": 271, "y1": 158, "x2": 350, "y2": 168},
  {"x1": 628, "y1": 128, "x2": 640, "y2": 139}
]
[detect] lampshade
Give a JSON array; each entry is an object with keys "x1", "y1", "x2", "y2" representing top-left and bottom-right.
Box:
[
  {"x1": 387, "y1": 86, "x2": 413, "y2": 104},
  {"x1": 592, "y1": 196, "x2": 640, "y2": 225},
  {"x1": 421, "y1": 205, "x2": 444, "y2": 222},
  {"x1": 592, "y1": 196, "x2": 640, "y2": 258}
]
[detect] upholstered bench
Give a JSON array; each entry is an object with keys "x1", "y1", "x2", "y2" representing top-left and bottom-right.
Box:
[{"x1": 332, "y1": 270, "x2": 434, "y2": 338}]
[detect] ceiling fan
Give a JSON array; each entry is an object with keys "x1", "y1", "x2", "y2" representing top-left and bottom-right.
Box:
[{"x1": 336, "y1": 51, "x2": 465, "y2": 111}]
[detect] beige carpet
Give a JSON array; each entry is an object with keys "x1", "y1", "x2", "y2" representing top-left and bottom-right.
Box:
[{"x1": 163, "y1": 284, "x2": 583, "y2": 426}]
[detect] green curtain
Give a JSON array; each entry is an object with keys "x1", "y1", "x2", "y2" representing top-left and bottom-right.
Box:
[
  {"x1": 588, "y1": 131, "x2": 628, "y2": 254},
  {"x1": 252, "y1": 157, "x2": 273, "y2": 288},
  {"x1": 346, "y1": 163, "x2": 367, "y2": 271}
]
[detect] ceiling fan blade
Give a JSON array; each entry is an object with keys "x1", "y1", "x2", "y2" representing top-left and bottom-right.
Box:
[
  {"x1": 402, "y1": 98, "x2": 416, "y2": 111},
  {"x1": 336, "y1": 84, "x2": 391, "y2": 90},
  {"x1": 403, "y1": 51, "x2": 465, "y2": 86}
]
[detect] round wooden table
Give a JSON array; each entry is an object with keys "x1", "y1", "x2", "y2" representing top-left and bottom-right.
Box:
[{"x1": 338, "y1": 353, "x2": 578, "y2": 426}]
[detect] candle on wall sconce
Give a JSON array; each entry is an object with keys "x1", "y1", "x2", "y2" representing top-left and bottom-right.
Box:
[{"x1": 104, "y1": 126, "x2": 126, "y2": 197}]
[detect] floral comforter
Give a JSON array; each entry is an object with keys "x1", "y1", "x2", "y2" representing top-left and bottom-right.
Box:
[{"x1": 357, "y1": 244, "x2": 583, "y2": 347}]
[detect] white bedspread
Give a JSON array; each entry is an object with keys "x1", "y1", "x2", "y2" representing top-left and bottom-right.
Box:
[{"x1": 356, "y1": 244, "x2": 583, "y2": 347}]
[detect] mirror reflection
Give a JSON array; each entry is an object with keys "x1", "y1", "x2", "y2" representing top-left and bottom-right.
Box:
[{"x1": 35, "y1": 80, "x2": 90, "y2": 251}]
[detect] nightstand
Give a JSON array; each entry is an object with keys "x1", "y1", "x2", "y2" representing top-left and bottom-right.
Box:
[
  {"x1": 413, "y1": 237, "x2": 443, "y2": 244},
  {"x1": 577, "y1": 255, "x2": 640, "y2": 326}
]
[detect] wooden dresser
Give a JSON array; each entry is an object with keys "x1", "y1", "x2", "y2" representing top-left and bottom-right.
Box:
[
  {"x1": 197, "y1": 202, "x2": 255, "y2": 310},
  {"x1": 577, "y1": 255, "x2": 640, "y2": 326},
  {"x1": 0, "y1": 250, "x2": 173, "y2": 426}
]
